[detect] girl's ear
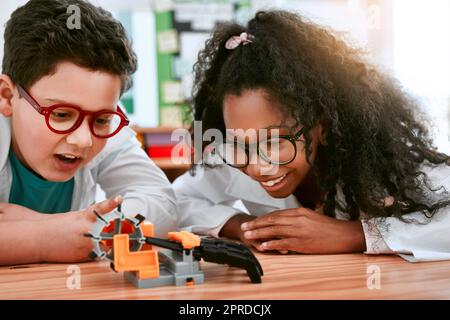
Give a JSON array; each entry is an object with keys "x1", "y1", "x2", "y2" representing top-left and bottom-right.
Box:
[{"x1": 0, "y1": 75, "x2": 16, "y2": 117}]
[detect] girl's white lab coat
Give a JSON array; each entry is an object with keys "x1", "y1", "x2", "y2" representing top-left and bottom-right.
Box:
[
  {"x1": 0, "y1": 116, "x2": 177, "y2": 237},
  {"x1": 173, "y1": 163, "x2": 450, "y2": 262}
]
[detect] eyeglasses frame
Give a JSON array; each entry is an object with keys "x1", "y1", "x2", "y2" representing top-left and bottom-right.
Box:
[
  {"x1": 218, "y1": 127, "x2": 305, "y2": 168},
  {"x1": 17, "y1": 85, "x2": 130, "y2": 139}
]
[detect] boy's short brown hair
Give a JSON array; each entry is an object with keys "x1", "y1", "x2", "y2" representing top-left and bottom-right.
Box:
[{"x1": 2, "y1": 0, "x2": 137, "y2": 94}]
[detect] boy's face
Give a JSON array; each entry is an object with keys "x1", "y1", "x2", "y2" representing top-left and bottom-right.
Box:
[{"x1": 1, "y1": 61, "x2": 122, "y2": 182}]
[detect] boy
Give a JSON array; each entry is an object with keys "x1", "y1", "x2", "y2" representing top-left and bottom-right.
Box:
[{"x1": 0, "y1": 0, "x2": 177, "y2": 265}]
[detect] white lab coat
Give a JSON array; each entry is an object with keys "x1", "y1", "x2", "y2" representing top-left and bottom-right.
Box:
[
  {"x1": 173, "y1": 163, "x2": 450, "y2": 262},
  {"x1": 0, "y1": 116, "x2": 177, "y2": 237}
]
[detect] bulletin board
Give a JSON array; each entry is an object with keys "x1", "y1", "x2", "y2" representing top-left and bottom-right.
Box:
[{"x1": 153, "y1": 0, "x2": 252, "y2": 127}]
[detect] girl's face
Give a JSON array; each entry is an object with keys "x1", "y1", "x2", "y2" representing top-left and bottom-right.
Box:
[{"x1": 223, "y1": 89, "x2": 325, "y2": 198}]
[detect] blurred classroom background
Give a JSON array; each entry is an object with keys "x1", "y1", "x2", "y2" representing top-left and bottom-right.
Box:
[{"x1": 1, "y1": 0, "x2": 449, "y2": 181}]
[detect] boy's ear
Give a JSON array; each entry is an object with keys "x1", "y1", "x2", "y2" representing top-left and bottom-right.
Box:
[{"x1": 0, "y1": 74, "x2": 16, "y2": 117}]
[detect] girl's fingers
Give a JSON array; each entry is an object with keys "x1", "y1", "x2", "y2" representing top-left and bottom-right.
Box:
[
  {"x1": 241, "y1": 215, "x2": 299, "y2": 231},
  {"x1": 254, "y1": 243, "x2": 266, "y2": 252},
  {"x1": 241, "y1": 208, "x2": 312, "y2": 231},
  {"x1": 260, "y1": 239, "x2": 293, "y2": 251},
  {"x1": 243, "y1": 225, "x2": 295, "y2": 240}
]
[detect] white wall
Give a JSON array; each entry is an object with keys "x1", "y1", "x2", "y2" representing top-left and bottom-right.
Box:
[
  {"x1": 0, "y1": 0, "x2": 27, "y2": 70},
  {"x1": 393, "y1": 0, "x2": 450, "y2": 153},
  {"x1": 129, "y1": 9, "x2": 159, "y2": 127},
  {"x1": 253, "y1": 0, "x2": 369, "y2": 48}
]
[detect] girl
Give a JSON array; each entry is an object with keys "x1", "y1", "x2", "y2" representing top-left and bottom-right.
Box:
[{"x1": 173, "y1": 10, "x2": 450, "y2": 261}]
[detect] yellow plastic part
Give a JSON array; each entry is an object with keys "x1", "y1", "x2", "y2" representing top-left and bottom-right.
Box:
[
  {"x1": 167, "y1": 231, "x2": 201, "y2": 249},
  {"x1": 113, "y1": 234, "x2": 159, "y2": 280}
]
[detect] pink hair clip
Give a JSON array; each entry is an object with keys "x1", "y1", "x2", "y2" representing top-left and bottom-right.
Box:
[{"x1": 225, "y1": 32, "x2": 254, "y2": 50}]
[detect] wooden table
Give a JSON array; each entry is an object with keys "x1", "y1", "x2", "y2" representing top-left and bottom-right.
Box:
[{"x1": 1, "y1": 253, "x2": 450, "y2": 299}]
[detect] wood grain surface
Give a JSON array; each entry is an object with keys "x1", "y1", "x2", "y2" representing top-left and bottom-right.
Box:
[{"x1": 1, "y1": 253, "x2": 450, "y2": 299}]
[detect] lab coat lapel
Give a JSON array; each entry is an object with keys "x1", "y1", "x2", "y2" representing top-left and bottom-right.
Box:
[
  {"x1": 0, "y1": 116, "x2": 12, "y2": 202},
  {"x1": 0, "y1": 116, "x2": 11, "y2": 171}
]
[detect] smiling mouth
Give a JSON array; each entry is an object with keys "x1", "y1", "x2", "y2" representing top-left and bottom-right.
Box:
[{"x1": 260, "y1": 174, "x2": 288, "y2": 187}]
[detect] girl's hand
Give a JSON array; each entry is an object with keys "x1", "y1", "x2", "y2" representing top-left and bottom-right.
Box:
[
  {"x1": 241, "y1": 208, "x2": 366, "y2": 254},
  {"x1": 219, "y1": 213, "x2": 262, "y2": 250},
  {"x1": 37, "y1": 196, "x2": 123, "y2": 263}
]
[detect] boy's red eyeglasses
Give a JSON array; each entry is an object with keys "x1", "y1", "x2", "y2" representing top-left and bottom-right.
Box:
[{"x1": 17, "y1": 85, "x2": 130, "y2": 139}]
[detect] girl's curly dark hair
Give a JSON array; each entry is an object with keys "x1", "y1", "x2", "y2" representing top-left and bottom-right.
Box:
[{"x1": 191, "y1": 10, "x2": 450, "y2": 221}]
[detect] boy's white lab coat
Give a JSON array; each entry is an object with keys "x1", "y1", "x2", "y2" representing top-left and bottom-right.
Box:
[
  {"x1": 0, "y1": 116, "x2": 177, "y2": 237},
  {"x1": 173, "y1": 163, "x2": 450, "y2": 262}
]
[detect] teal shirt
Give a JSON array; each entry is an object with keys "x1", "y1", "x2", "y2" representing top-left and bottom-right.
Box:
[{"x1": 8, "y1": 150, "x2": 74, "y2": 214}]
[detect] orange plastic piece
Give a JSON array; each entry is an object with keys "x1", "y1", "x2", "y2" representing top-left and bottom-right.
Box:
[
  {"x1": 167, "y1": 231, "x2": 201, "y2": 249},
  {"x1": 186, "y1": 280, "x2": 194, "y2": 286},
  {"x1": 141, "y1": 223, "x2": 154, "y2": 237},
  {"x1": 113, "y1": 234, "x2": 160, "y2": 280},
  {"x1": 101, "y1": 220, "x2": 134, "y2": 248},
  {"x1": 141, "y1": 223, "x2": 154, "y2": 251}
]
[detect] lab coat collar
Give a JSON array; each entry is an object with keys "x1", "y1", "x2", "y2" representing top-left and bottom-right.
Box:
[{"x1": 0, "y1": 116, "x2": 11, "y2": 171}]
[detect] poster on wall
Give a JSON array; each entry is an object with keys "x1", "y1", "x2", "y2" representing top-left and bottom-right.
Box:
[{"x1": 155, "y1": 0, "x2": 252, "y2": 127}]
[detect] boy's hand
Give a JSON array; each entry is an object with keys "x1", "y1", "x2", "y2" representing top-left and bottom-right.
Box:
[
  {"x1": 0, "y1": 203, "x2": 51, "y2": 221},
  {"x1": 37, "y1": 196, "x2": 123, "y2": 263},
  {"x1": 241, "y1": 208, "x2": 366, "y2": 254}
]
